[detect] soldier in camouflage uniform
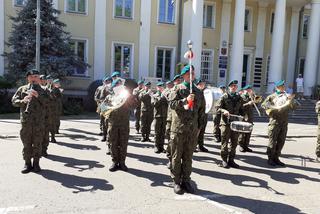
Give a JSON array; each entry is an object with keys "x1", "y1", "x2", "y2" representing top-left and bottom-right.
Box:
[
  {"x1": 262, "y1": 80, "x2": 297, "y2": 166},
  {"x1": 165, "y1": 76, "x2": 180, "y2": 169},
  {"x1": 195, "y1": 79, "x2": 209, "y2": 152},
  {"x1": 238, "y1": 85, "x2": 255, "y2": 153},
  {"x1": 45, "y1": 75, "x2": 57, "y2": 143},
  {"x1": 132, "y1": 80, "x2": 144, "y2": 134},
  {"x1": 139, "y1": 82, "x2": 154, "y2": 142},
  {"x1": 315, "y1": 101, "x2": 320, "y2": 162},
  {"x1": 216, "y1": 80, "x2": 244, "y2": 169},
  {"x1": 12, "y1": 69, "x2": 47, "y2": 173},
  {"x1": 52, "y1": 79, "x2": 63, "y2": 135},
  {"x1": 213, "y1": 85, "x2": 226, "y2": 142},
  {"x1": 106, "y1": 79, "x2": 137, "y2": 172},
  {"x1": 95, "y1": 76, "x2": 112, "y2": 143},
  {"x1": 152, "y1": 82, "x2": 168, "y2": 153},
  {"x1": 169, "y1": 65, "x2": 206, "y2": 194}
]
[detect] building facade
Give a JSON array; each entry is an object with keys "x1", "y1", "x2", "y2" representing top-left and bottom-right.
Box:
[{"x1": 1, "y1": 0, "x2": 320, "y2": 96}]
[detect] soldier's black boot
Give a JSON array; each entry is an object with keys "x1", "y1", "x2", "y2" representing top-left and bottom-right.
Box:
[
  {"x1": 146, "y1": 134, "x2": 152, "y2": 142},
  {"x1": 181, "y1": 181, "x2": 195, "y2": 194},
  {"x1": 101, "y1": 135, "x2": 107, "y2": 142},
  {"x1": 21, "y1": 160, "x2": 33, "y2": 174},
  {"x1": 33, "y1": 158, "x2": 41, "y2": 173},
  {"x1": 239, "y1": 146, "x2": 246, "y2": 152},
  {"x1": 51, "y1": 135, "x2": 56, "y2": 143},
  {"x1": 220, "y1": 158, "x2": 229, "y2": 168},
  {"x1": 199, "y1": 145, "x2": 209, "y2": 152},
  {"x1": 173, "y1": 183, "x2": 184, "y2": 195},
  {"x1": 106, "y1": 145, "x2": 111, "y2": 155},
  {"x1": 274, "y1": 157, "x2": 285, "y2": 166},
  {"x1": 245, "y1": 147, "x2": 253, "y2": 152},
  {"x1": 141, "y1": 134, "x2": 147, "y2": 142},
  {"x1": 109, "y1": 162, "x2": 118, "y2": 172},
  {"x1": 119, "y1": 162, "x2": 128, "y2": 171},
  {"x1": 42, "y1": 150, "x2": 48, "y2": 157},
  {"x1": 267, "y1": 158, "x2": 276, "y2": 166},
  {"x1": 228, "y1": 159, "x2": 240, "y2": 168}
]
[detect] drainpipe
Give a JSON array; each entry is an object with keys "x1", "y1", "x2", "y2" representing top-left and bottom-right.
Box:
[
  {"x1": 177, "y1": 0, "x2": 184, "y2": 65},
  {"x1": 294, "y1": 6, "x2": 304, "y2": 84}
]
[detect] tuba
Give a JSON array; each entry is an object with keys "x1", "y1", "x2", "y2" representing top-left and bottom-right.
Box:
[
  {"x1": 264, "y1": 92, "x2": 295, "y2": 116},
  {"x1": 100, "y1": 79, "x2": 130, "y2": 118}
]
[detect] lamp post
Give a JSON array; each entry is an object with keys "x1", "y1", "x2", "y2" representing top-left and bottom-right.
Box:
[{"x1": 36, "y1": 0, "x2": 40, "y2": 72}]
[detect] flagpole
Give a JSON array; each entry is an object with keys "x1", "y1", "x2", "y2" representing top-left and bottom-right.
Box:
[{"x1": 36, "y1": 0, "x2": 40, "y2": 71}]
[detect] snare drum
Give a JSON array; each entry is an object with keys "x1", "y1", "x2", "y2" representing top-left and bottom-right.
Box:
[{"x1": 230, "y1": 121, "x2": 253, "y2": 133}]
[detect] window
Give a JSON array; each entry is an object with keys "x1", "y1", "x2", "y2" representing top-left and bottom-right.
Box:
[
  {"x1": 66, "y1": 0, "x2": 86, "y2": 14},
  {"x1": 270, "y1": 12, "x2": 275, "y2": 33},
  {"x1": 203, "y1": 4, "x2": 215, "y2": 28},
  {"x1": 302, "y1": 15, "x2": 310, "y2": 39},
  {"x1": 244, "y1": 8, "x2": 252, "y2": 32},
  {"x1": 156, "y1": 48, "x2": 173, "y2": 80},
  {"x1": 265, "y1": 55, "x2": 270, "y2": 85},
  {"x1": 114, "y1": 43, "x2": 133, "y2": 78},
  {"x1": 114, "y1": 0, "x2": 133, "y2": 19},
  {"x1": 158, "y1": 0, "x2": 175, "y2": 24},
  {"x1": 70, "y1": 39, "x2": 88, "y2": 76},
  {"x1": 299, "y1": 58, "x2": 305, "y2": 76},
  {"x1": 14, "y1": 0, "x2": 27, "y2": 7},
  {"x1": 201, "y1": 50, "x2": 214, "y2": 83}
]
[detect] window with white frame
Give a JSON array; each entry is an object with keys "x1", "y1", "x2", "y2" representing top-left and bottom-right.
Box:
[
  {"x1": 114, "y1": 43, "x2": 132, "y2": 78},
  {"x1": 203, "y1": 3, "x2": 215, "y2": 28},
  {"x1": 14, "y1": 0, "x2": 27, "y2": 7},
  {"x1": 115, "y1": 0, "x2": 133, "y2": 19},
  {"x1": 299, "y1": 58, "x2": 305, "y2": 76},
  {"x1": 158, "y1": 0, "x2": 175, "y2": 24},
  {"x1": 201, "y1": 50, "x2": 214, "y2": 83},
  {"x1": 70, "y1": 39, "x2": 88, "y2": 76},
  {"x1": 66, "y1": 0, "x2": 86, "y2": 14},
  {"x1": 270, "y1": 12, "x2": 275, "y2": 33},
  {"x1": 302, "y1": 15, "x2": 310, "y2": 39},
  {"x1": 156, "y1": 48, "x2": 173, "y2": 80},
  {"x1": 244, "y1": 8, "x2": 252, "y2": 32}
]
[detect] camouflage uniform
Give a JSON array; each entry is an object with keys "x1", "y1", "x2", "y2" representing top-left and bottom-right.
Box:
[
  {"x1": 163, "y1": 88, "x2": 173, "y2": 161},
  {"x1": 316, "y1": 101, "x2": 320, "y2": 159},
  {"x1": 105, "y1": 93, "x2": 137, "y2": 166},
  {"x1": 153, "y1": 91, "x2": 168, "y2": 152},
  {"x1": 213, "y1": 101, "x2": 222, "y2": 141},
  {"x1": 216, "y1": 92, "x2": 244, "y2": 164},
  {"x1": 238, "y1": 93, "x2": 254, "y2": 150},
  {"x1": 261, "y1": 92, "x2": 297, "y2": 163},
  {"x1": 139, "y1": 89, "x2": 154, "y2": 140},
  {"x1": 132, "y1": 87, "x2": 142, "y2": 133},
  {"x1": 41, "y1": 86, "x2": 54, "y2": 155},
  {"x1": 12, "y1": 83, "x2": 46, "y2": 163},
  {"x1": 95, "y1": 85, "x2": 110, "y2": 141},
  {"x1": 169, "y1": 82, "x2": 206, "y2": 184},
  {"x1": 51, "y1": 87, "x2": 63, "y2": 134}
]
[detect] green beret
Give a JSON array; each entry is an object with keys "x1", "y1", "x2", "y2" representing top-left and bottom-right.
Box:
[
  {"x1": 242, "y1": 84, "x2": 252, "y2": 90},
  {"x1": 46, "y1": 74, "x2": 53, "y2": 80},
  {"x1": 40, "y1": 75, "x2": 46, "y2": 80},
  {"x1": 157, "y1": 82, "x2": 165, "y2": 87},
  {"x1": 180, "y1": 65, "x2": 194, "y2": 76},
  {"x1": 111, "y1": 79, "x2": 122, "y2": 88},
  {"x1": 195, "y1": 79, "x2": 204, "y2": 85},
  {"x1": 103, "y1": 76, "x2": 112, "y2": 82},
  {"x1": 53, "y1": 79, "x2": 60, "y2": 84},
  {"x1": 166, "y1": 80, "x2": 173, "y2": 85},
  {"x1": 218, "y1": 84, "x2": 226, "y2": 89},
  {"x1": 111, "y1": 71, "x2": 121, "y2": 78},
  {"x1": 138, "y1": 80, "x2": 144, "y2": 85},
  {"x1": 275, "y1": 80, "x2": 285, "y2": 87},
  {"x1": 144, "y1": 81, "x2": 151, "y2": 86},
  {"x1": 228, "y1": 80, "x2": 238, "y2": 86},
  {"x1": 26, "y1": 69, "x2": 39, "y2": 77},
  {"x1": 173, "y1": 74, "x2": 181, "y2": 81}
]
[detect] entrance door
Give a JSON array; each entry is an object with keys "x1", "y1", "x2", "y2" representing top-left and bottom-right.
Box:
[{"x1": 242, "y1": 54, "x2": 249, "y2": 88}]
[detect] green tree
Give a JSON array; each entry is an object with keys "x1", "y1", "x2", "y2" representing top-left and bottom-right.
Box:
[{"x1": 3, "y1": 0, "x2": 88, "y2": 84}]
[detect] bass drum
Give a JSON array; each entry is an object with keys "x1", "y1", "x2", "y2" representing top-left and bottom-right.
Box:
[{"x1": 203, "y1": 87, "x2": 223, "y2": 114}]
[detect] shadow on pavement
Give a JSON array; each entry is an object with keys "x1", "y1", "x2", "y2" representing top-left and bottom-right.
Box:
[
  {"x1": 192, "y1": 167, "x2": 283, "y2": 195},
  {"x1": 128, "y1": 140, "x2": 154, "y2": 149},
  {"x1": 128, "y1": 168, "x2": 172, "y2": 187},
  {"x1": 196, "y1": 189, "x2": 303, "y2": 214},
  {"x1": 46, "y1": 154, "x2": 104, "y2": 171},
  {"x1": 127, "y1": 152, "x2": 167, "y2": 166},
  {"x1": 58, "y1": 133, "x2": 99, "y2": 141},
  {"x1": 40, "y1": 169, "x2": 113, "y2": 193},
  {"x1": 54, "y1": 140, "x2": 100, "y2": 151},
  {"x1": 64, "y1": 128, "x2": 100, "y2": 136}
]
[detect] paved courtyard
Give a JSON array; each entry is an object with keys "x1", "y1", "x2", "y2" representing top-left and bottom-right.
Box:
[{"x1": 0, "y1": 115, "x2": 319, "y2": 214}]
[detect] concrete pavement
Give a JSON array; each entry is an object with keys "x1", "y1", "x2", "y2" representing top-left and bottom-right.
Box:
[{"x1": 0, "y1": 116, "x2": 319, "y2": 214}]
